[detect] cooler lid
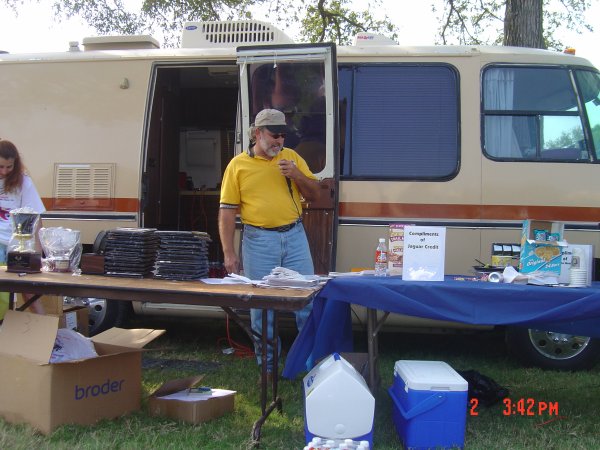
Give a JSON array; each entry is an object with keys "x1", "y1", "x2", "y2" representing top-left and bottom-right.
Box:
[{"x1": 394, "y1": 360, "x2": 467, "y2": 391}]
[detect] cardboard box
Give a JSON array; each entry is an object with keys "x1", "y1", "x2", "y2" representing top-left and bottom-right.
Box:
[
  {"x1": 518, "y1": 220, "x2": 567, "y2": 275},
  {"x1": 559, "y1": 244, "x2": 594, "y2": 286},
  {"x1": 148, "y1": 376, "x2": 235, "y2": 424},
  {"x1": 15, "y1": 294, "x2": 63, "y2": 315},
  {"x1": 388, "y1": 223, "x2": 410, "y2": 276},
  {"x1": 389, "y1": 360, "x2": 467, "y2": 450},
  {"x1": 0, "y1": 310, "x2": 164, "y2": 434},
  {"x1": 51, "y1": 305, "x2": 90, "y2": 337}
]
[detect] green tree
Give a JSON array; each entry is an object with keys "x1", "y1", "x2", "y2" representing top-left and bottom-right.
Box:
[
  {"x1": 3, "y1": 0, "x2": 397, "y2": 46},
  {"x1": 436, "y1": 0, "x2": 595, "y2": 50}
]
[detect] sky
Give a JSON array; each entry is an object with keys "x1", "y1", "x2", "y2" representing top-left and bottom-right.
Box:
[{"x1": 0, "y1": 0, "x2": 598, "y2": 69}]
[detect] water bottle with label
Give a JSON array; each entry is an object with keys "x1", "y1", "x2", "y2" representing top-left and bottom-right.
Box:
[{"x1": 374, "y1": 238, "x2": 388, "y2": 276}]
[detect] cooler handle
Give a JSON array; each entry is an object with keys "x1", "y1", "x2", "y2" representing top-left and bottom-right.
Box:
[{"x1": 388, "y1": 387, "x2": 446, "y2": 420}]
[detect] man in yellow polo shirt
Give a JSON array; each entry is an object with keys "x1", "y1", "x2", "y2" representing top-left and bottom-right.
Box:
[{"x1": 219, "y1": 109, "x2": 320, "y2": 377}]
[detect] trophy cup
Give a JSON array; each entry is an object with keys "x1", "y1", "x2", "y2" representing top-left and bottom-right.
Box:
[
  {"x1": 38, "y1": 227, "x2": 82, "y2": 272},
  {"x1": 6, "y1": 208, "x2": 42, "y2": 273}
]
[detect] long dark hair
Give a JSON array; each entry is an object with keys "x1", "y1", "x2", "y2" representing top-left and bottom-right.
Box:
[{"x1": 0, "y1": 139, "x2": 25, "y2": 193}]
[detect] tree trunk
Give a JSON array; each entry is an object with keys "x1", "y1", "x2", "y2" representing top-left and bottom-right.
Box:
[{"x1": 503, "y1": 0, "x2": 545, "y2": 49}]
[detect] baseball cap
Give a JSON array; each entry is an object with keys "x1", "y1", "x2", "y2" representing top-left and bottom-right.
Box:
[{"x1": 253, "y1": 109, "x2": 288, "y2": 133}]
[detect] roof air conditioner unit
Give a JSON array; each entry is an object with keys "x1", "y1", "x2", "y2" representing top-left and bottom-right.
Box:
[{"x1": 181, "y1": 20, "x2": 294, "y2": 48}]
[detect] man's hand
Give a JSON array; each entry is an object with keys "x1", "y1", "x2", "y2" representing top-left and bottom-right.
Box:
[{"x1": 278, "y1": 159, "x2": 297, "y2": 179}]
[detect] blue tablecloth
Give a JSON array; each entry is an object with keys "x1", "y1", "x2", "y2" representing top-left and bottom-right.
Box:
[{"x1": 282, "y1": 276, "x2": 600, "y2": 379}]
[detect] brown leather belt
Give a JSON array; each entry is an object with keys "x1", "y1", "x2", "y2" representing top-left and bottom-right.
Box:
[{"x1": 251, "y1": 218, "x2": 302, "y2": 232}]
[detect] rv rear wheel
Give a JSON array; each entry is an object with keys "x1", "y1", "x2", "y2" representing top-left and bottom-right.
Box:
[
  {"x1": 84, "y1": 298, "x2": 132, "y2": 336},
  {"x1": 505, "y1": 326, "x2": 600, "y2": 370}
]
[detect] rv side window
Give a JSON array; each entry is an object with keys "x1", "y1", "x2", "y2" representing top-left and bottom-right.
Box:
[
  {"x1": 339, "y1": 64, "x2": 459, "y2": 180},
  {"x1": 482, "y1": 66, "x2": 592, "y2": 161}
]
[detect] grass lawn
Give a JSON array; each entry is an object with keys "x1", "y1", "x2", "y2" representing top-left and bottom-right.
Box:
[{"x1": 2, "y1": 316, "x2": 600, "y2": 449}]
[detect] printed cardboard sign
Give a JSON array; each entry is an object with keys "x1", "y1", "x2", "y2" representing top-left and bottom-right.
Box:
[{"x1": 402, "y1": 226, "x2": 446, "y2": 281}]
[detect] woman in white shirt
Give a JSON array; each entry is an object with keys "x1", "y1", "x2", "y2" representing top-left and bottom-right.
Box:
[{"x1": 0, "y1": 139, "x2": 46, "y2": 314}]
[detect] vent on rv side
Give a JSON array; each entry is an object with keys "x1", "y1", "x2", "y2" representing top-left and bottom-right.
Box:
[
  {"x1": 53, "y1": 163, "x2": 116, "y2": 210},
  {"x1": 181, "y1": 20, "x2": 294, "y2": 48}
]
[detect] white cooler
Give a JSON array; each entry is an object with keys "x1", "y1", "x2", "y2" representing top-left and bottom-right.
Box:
[{"x1": 303, "y1": 353, "x2": 375, "y2": 446}]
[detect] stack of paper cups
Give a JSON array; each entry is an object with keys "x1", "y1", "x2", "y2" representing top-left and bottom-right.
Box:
[{"x1": 569, "y1": 268, "x2": 588, "y2": 287}]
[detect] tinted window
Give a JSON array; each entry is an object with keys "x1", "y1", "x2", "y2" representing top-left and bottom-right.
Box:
[
  {"x1": 482, "y1": 66, "x2": 590, "y2": 161},
  {"x1": 339, "y1": 64, "x2": 459, "y2": 179},
  {"x1": 248, "y1": 62, "x2": 327, "y2": 173},
  {"x1": 574, "y1": 69, "x2": 600, "y2": 160}
]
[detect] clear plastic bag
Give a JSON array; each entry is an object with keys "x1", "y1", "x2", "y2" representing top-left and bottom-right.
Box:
[
  {"x1": 8, "y1": 207, "x2": 41, "y2": 253},
  {"x1": 38, "y1": 227, "x2": 82, "y2": 272}
]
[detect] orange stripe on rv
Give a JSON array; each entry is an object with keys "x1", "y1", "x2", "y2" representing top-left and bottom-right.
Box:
[
  {"x1": 339, "y1": 203, "x2": 600, "y2": 222},
  {"x1": 42, "y1": 198, "x2": 139, "y2": 212}
]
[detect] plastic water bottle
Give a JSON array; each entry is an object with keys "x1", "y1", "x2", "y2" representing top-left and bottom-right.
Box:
[{"x1": 374, "y1": 238, "x2": 388, "y2": 276}]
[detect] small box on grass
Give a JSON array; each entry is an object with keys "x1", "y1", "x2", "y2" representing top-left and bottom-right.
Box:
[
  {"x1": 148, "y1": 375, "x2": 236, "y2": 424},
  {"x1": 0, "y1": 310, "x2": 164, "y2": 434},
  {"x1": 388, "y1": 360, "x2": 467, "y2": 450},
  {"x1": 519, "y1": 220, "x2": 566, "y2": 275}
]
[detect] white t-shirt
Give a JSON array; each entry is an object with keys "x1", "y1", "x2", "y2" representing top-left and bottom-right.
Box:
[{"x1": 0, "y1": 175, "x2": 46, "y2": 245}]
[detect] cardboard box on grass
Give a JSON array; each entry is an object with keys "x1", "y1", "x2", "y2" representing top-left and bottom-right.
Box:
[
  {"x1": 148, "y1": 375, "x2": 236, "y2": 424},
  {"x1": 519, "y1": 220, "x2": 567, "y2": 275},
  {"x1": 50, "y1": 305, "x2": 90, "y2": 337},
  {"x1": 15, "y1": 293, "x2": 63, "y2": 315},
  {"x1": 0, "y1": 310, "x2": 165, "y2": 434}
]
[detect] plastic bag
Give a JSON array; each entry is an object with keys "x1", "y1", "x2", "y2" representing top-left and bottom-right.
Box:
[
  {"x1": 38, "y1": 227, "x2": 82, "y2": 272},
  {"x1": 50, "y1": 329, "x2": 98, "y2": 363}
]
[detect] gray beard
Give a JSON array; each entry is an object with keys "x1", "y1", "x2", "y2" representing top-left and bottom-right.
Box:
[{"x1": 265, "y1": 146, "x2": 281, "y2": 158}]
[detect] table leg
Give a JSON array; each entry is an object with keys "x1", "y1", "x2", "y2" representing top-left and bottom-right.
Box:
[
  {"x1": 366, "y1": 307, "x2": 379, "y2": 393},
  {"x1": 251, "y1": 308, "x2": 283, "y2": 447},
  {"x1": 191, "y1": 306, "x2": 283, "y2": 446},
  {"x1": 366, "y1": 308, "x2": 390, "y2": 394}
]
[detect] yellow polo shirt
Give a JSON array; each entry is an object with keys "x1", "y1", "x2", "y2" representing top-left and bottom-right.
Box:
[{"x1": 220, "y1": 148, "x2": 316, "y2": 228}]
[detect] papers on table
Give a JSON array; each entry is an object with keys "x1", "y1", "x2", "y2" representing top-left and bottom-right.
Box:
[
  {"x1": 201, "y1": 267, "x2": 328, "y2": 289},
  {"x1": 498, "y1": 266, "x2": 558, "y2": 286}
]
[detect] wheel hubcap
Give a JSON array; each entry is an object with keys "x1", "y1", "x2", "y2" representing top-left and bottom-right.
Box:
[
  {"x1": 528, "y1": 329, "x2": 591, "y2": 360},
  {"x1": 78, "y1": 297, "x2": 107, "y2": 333}
]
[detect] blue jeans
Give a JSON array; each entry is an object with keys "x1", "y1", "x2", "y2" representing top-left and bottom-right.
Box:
[
  {"x1": 0, "y1": 244, "x2": 7, "y2": 264},
  {"x1": 242, "y1": 222, "x2": 314, "y2": 371}
]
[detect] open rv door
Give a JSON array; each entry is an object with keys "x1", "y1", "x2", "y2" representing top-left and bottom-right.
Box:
[{"x1": 237, "y1": 43, "x2": 338, "y2": 274}]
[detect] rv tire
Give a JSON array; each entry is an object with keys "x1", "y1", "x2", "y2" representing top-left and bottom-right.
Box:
[
  {"x1": 505, "y1": 326, "x2": 600, "y2": 370},
  {"x1": 86, "y1": 298, "x2": 132, "y2": 336}
]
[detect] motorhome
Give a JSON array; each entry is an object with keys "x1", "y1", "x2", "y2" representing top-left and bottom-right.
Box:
[{"x1": 1, "y1": 21, "x2": 599, "y2": 370}]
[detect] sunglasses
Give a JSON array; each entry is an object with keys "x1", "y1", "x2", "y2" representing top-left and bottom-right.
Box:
[{"x1": 264, "y1": 130, "x2": 286, "y2": 139}]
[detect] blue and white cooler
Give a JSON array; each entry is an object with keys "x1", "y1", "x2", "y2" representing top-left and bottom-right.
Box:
[
  {"x1": 388, "y1": 360, "x2": 468, "y2": 449},
  {"x1": 303, "y1": 353, "x2": 375, "y2": 447}
]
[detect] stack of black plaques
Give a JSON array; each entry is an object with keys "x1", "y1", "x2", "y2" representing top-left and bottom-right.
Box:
[
  {"x1": 103, "y1": 228, "x2": 159, "y2": 277},
  {"x1": 154, "y1": 231, "x2": 211, "y2": 281}
]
